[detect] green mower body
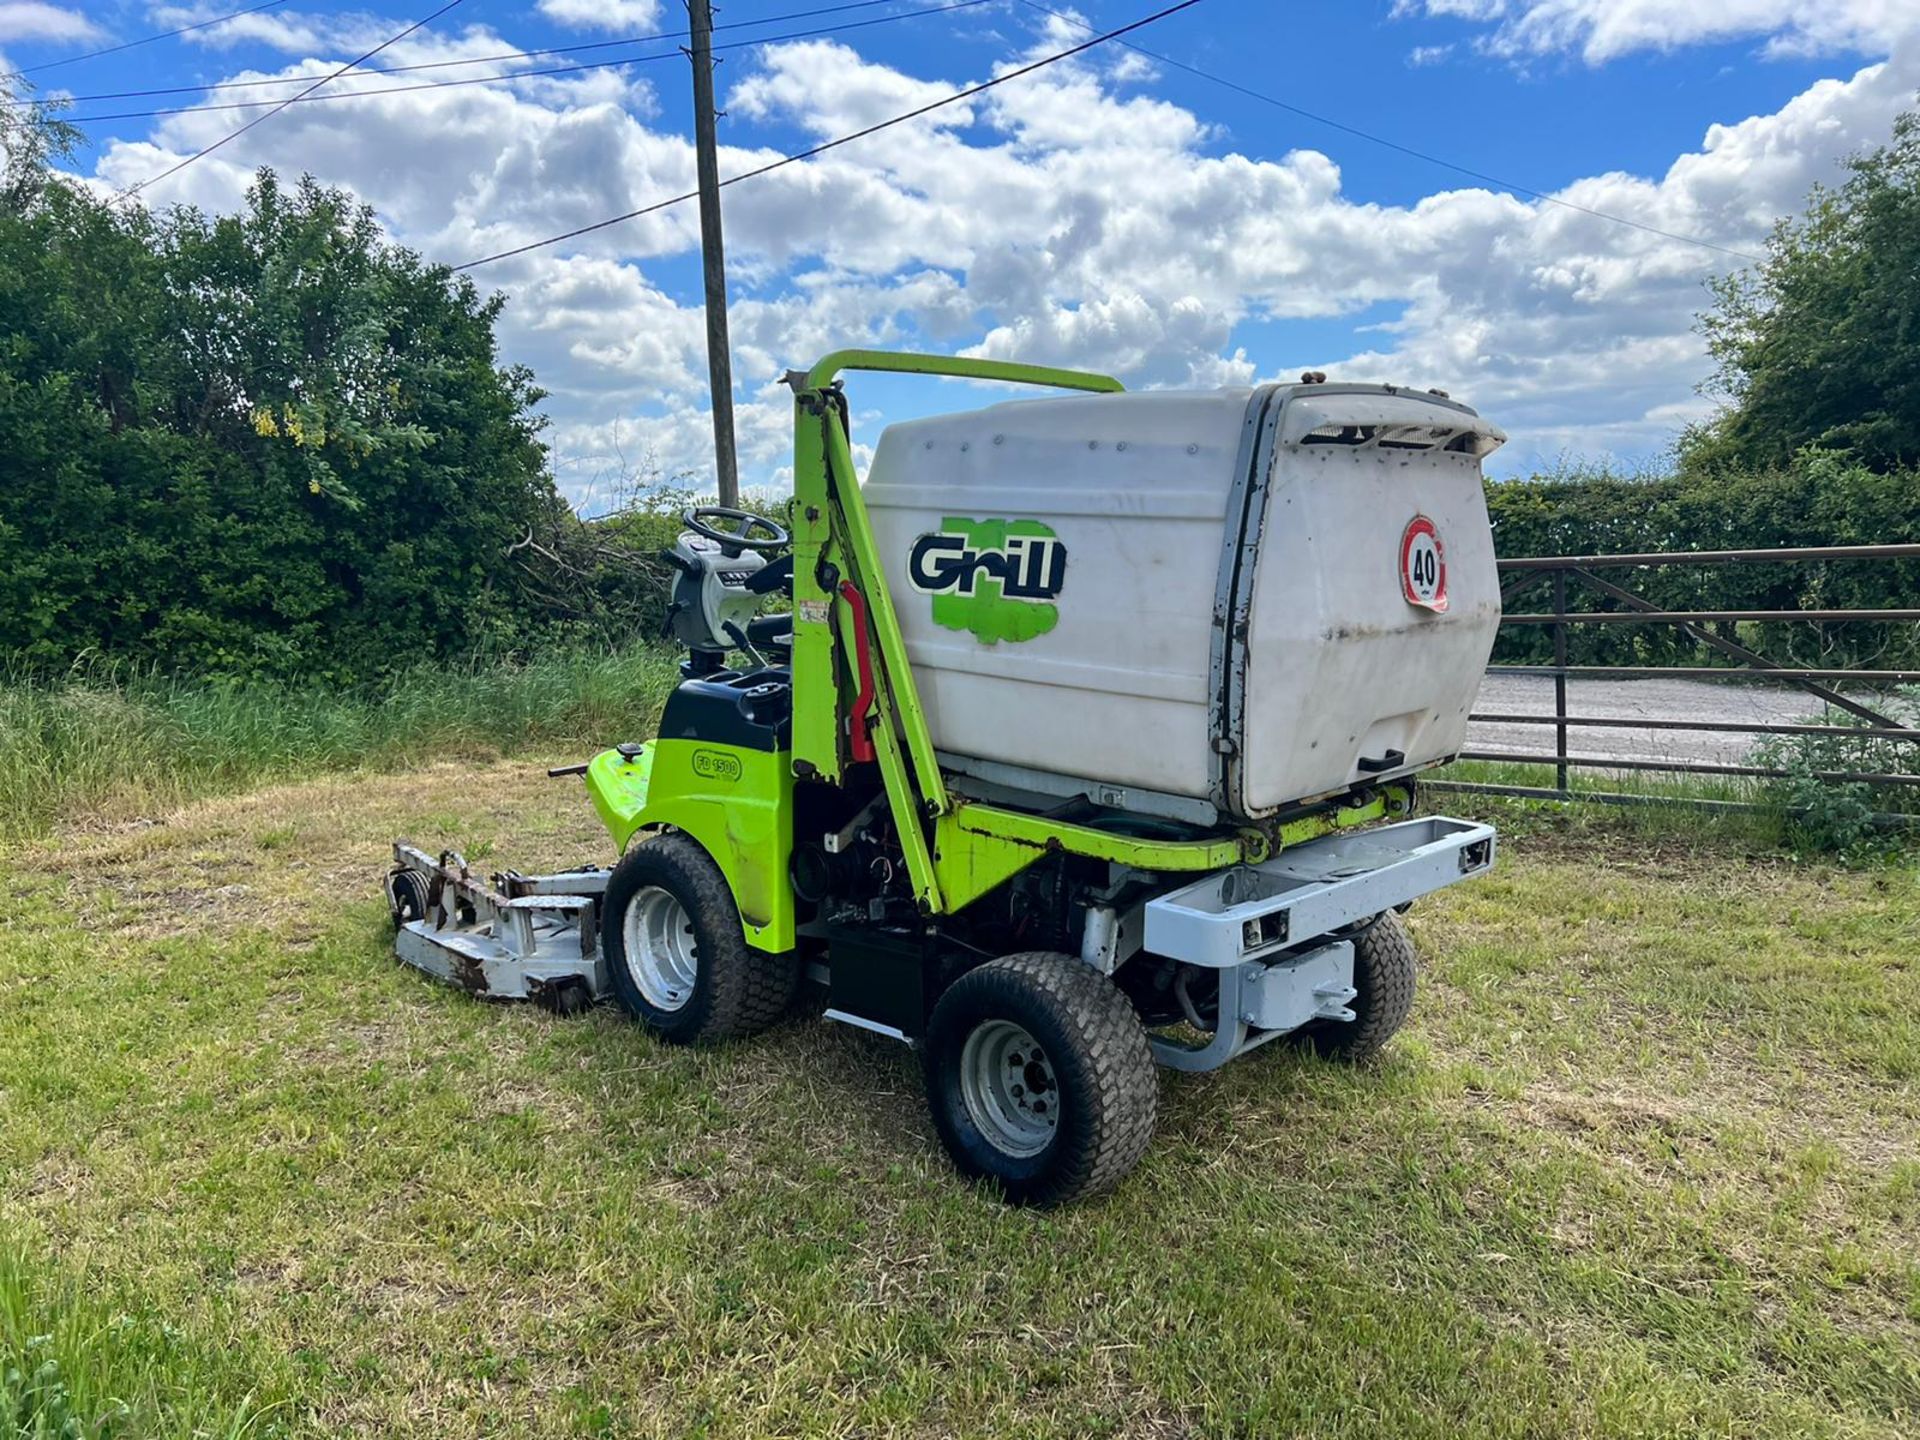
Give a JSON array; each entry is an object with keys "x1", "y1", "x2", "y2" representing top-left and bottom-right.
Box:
[{"x1": 566, "y1": 350, "x2": 1501, "y2": 1205}]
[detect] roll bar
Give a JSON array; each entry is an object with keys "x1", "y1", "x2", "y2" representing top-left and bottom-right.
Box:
[{"x1": 797, "y1": 349, "x2": 1123, "y2": 395}]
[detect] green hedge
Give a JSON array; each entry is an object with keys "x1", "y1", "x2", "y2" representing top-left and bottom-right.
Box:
[{"x1": 1485, "y1": 452, "x2": 1920, "y2": 669}]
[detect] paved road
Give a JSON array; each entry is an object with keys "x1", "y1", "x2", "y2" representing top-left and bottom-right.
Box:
[{"x1": 1465, "y1": 673, "x2": 1894, "y2": 768}]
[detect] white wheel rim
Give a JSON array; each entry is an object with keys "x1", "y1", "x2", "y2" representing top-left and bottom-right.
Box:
[
  {"x1": 959, "y1": 1019, "x2": 1059, "y2": 1158},
  {"x1": 622, "y1": 886, "x2": 699, "y2": 1012}
]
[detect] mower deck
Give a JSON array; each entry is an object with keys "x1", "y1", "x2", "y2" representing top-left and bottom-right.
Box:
[{"x1": 386, "y1": 843, "x2": 609, "y2": 1013}]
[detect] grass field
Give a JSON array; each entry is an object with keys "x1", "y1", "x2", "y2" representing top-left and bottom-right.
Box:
[
  {"x1": 0, "y1": 649, "x2": 680, "y2": 841},
  {"x1": 2, "y1": 761, "x2": 1917, "y2": 1438}
]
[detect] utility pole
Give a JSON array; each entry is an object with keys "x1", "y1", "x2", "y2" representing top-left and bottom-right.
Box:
[{"x1": 686, "y1": 0, "x2": 739, "y2": 506}]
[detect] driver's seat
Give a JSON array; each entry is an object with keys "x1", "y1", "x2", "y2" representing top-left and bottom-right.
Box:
[{"x1": 745, "y1": 612, "x2": 793, "y2": 657}]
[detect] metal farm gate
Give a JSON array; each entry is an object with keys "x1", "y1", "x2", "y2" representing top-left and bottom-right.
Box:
[{"x1": 1426, "y1": 543, "x2": 1920, "y2": 822}]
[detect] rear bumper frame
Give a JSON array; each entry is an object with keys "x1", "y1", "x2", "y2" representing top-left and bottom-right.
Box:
[{"x1": 1139, "y1": 816, "x2": 1495, "y2": 1070}]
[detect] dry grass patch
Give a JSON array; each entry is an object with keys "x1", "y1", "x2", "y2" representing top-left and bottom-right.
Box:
[{"x1": 30, "y1": 759, "x2": 611, "y2": 942}]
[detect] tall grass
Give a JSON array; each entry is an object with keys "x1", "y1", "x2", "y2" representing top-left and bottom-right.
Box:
[
  {"x1": 1, "y1": 1245, "x2": 283, "y2": 1439},
  {"x1": 0, "y1": 647, "x2": 680, "y2": 839},
  {"x1": 1440, "y1": 746, "x2": 1920, "y2": 858},
  {"x1": 1435, "y1": 757, "x2": 1797, "y2": 847}
]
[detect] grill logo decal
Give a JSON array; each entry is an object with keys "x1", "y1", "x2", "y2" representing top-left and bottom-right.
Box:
[{"x1": 908, "y1": 518, "x2": 1066, "y2": 644}]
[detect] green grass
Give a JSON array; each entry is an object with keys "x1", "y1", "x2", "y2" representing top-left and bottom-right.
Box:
[
  {"x1": 1, "y1": 1247, "x2": 283, "y2": 1439},
  {"x1": 1436, "y1": 758, "x2": 1800, "y2": 845},
  {"x1": 0, "y1": 649, "x2": 679, "y2": 841},
  {"x1": 1438, "y1": 754, "x2": 1920, "y2": 860},
  {"x1": 1443, "y1": 687, "x2": 1920, "y2": 852},
  {"x1": 0, "y1": 762, "x2": 1916, "y2": 1437}
]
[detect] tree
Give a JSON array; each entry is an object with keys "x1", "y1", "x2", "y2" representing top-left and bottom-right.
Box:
[
  {"x1": 1685, "y1": 108, "x2": 1920, "y2": 473},
  {"x1": 0, "y1": 81, "x2": 79, "y2": 213},
  {"x1": 0, "y1": 98, "x2": 570, "y2": 680}
]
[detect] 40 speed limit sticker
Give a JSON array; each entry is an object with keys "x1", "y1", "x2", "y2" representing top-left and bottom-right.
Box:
[{"x1": 1399, "y1": 515, "x2": 1448, "y2": 613}]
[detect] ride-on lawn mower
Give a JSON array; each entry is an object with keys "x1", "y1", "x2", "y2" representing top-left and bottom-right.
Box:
[{"x1": 389, "y1": 350, "x2": 1505, "y2": 1205}]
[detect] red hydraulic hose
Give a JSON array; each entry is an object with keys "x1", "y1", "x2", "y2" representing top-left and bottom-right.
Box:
[{"x1": 838, "y1": 580, "x2": 877, "y2": 763}]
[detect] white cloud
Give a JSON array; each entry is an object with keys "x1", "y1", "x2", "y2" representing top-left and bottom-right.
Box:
[
  {"x1": 79, "y1": 12, "x2": 1920, "y2": 496},
  {"x1": 1395, "y1": 0, "x2": 1920, "y2": 63},
  {"x1": 731, "y1": 39, "x2": 972, "y2": 136},
  {"x1": 534, "y1": 0, "x2": 661, "y2": 34},
  {"x1": 154, "y1": 4, "x2": 393, "y2": 54},
  {"x1": 0, "y1": 1, "x2": 100, "y2": 44},
  {"x1": 1395, "y1": 1, "x2": 1506, "y2": 19}
]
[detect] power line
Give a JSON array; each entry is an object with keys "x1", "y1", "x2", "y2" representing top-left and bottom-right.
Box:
[
  {"x1": 73, "y1": 53, "x2": 673, "y2": 125},
  {"x1": 119, "y1": 0, "x2": 473, "y2": 200},
  {"x1": 1018, "y1": 0, "x2": 1761, "y2": 264},
  {"x1": 61, "y1": 1, "x2": 993, "y2": 127},
  {"x1": 10, "y1": 0, "x2": 917, "y2": 107},
  {"x1": 1, "y1": 0, "x2": 291, "y2": 80},
  {"x1": 456, "y1": 0, "x2": 1210, "y2": 270}
]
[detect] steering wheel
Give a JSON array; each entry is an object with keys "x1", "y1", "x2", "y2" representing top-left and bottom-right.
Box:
[{"x1": 683, "y1": 505, "x2": 789, "y2": 554}]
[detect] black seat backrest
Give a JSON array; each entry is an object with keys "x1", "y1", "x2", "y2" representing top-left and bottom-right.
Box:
[{"x1": 745, "y1": 613, "x2": 793, "y2": 646}]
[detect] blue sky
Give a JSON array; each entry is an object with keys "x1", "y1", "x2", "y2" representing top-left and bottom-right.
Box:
[{"x1": 6, "y1": 0, "x2": 1917, "y2": 502}]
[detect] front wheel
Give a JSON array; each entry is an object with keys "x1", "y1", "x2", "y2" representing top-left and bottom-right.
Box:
[
  {"x1": 601, "y1": 832, "x2": 796, "y2": 1045},
  {"x1": 922, "y1": 953, "x2": 1157, "y2": 1207},
  {"x1": 385, "y1": 869, "x2": 429, "y2": 930}
]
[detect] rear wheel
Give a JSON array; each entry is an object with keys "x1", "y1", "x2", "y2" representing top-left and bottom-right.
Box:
[
  {"x1": 601, "y1": 832, "x2": 797, "y2": 1045},
  {"x1": 922, "y1": 953, "x2": 1157, "y2": 1207},
  {"x1": 1294, "y1": 911, "x2": 1418, "y2": 1062}
]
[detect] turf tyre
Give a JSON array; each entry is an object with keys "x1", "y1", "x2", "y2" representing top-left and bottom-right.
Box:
[
  {"x1": 922, "y1": 952, "x2": 1157, "y2": 1207},
  {"x1": 601, "y1": 832, "x2": 797, "y2": 1045},
  {"x1": 1295, "y1": 911, "x2": 1417, "y2": 1062}
]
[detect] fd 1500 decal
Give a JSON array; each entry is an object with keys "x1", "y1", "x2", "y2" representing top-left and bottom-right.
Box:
[{"x1": 908, "y1": 518, "x2": 1066, "y2": 644}]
